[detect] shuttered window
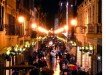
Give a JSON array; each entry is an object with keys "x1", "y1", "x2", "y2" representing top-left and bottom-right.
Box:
[
  {"x1": 0, "y1": 5, "x2": 4, "y2": 31},
  {"x1": 7, "y1": 14, "x2": 16, "y2": 35}
]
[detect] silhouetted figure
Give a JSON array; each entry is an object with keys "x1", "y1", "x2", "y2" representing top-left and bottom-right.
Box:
[
  {"x1": 12, "y1": 69, "x2": 19, "y2": 75},
  {"x1": 41, "y1": 67, "x2": 54, "y2": 75},
  {"x1": 38, "y1": 57, "x2": 47, "y2": 68},
  {"x1": 72, "y1": 70, "x2": 77, "y2": 75},
  {"x1": 78, "y1": 70, "x2": 86, "y2": 75},
  {"x1": 62, "y1": 69, "x2": 72, "y2": 75},
  {"x1": 30, "y1": 68, "x2": 39, "y2": 75},
  {"x1": 50, "y1": 46, "x2": 57, "y2": 70}
]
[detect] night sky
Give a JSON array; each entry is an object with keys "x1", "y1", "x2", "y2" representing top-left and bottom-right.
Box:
[{"x1": 34, "y1": 0, "x2": 83, "y2": 29}]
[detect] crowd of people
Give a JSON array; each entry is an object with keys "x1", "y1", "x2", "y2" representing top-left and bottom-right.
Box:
[
  {"x1": 28, "y1": 41, "x2": 89, "y2": 75},
  {"x1": 12, "y1": 37, "x2": 92, "y2": 75}
]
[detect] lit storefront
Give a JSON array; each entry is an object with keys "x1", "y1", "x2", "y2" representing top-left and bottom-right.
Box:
[{"x1": 77, "y1": 44, "x2": 94, "y2": 72}]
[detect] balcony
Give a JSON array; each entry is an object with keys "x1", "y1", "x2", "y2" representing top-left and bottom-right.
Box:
[
  {"x1": 75, "y1": 23, "x2": 102, "y2": 34},
  {"x1": 75, "y1": 25, "x2": 86, "y2": 34},
  {"x1": 87, "y1": 23, "x2": 102, "y2": 34},
  {"x1": 75, "y1": 23, "x2": 102, "y2": 38}
]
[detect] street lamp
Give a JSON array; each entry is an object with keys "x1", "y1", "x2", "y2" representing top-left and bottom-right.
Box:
[
  {"x1": 31, "y1": 23, "x2": 37, "y2": 30},
  {"x1": 69, "y1": 19, "x2": 77, "y2": 40},
  {"x1": 70, "y1": 19, "x2": 77, "y2": 26},
  {"x1": 31, "y1": 22, "x2": 38, "y2": 50},
  {"x1": 69, "y1": 19, "x2": 77, "y2": 63},
  {"x1": 18, "y1": 16, "x2": 25, "y2": 45},
  {"x1": 18, "y1": 16, "x2": 25, "y2": 23}
]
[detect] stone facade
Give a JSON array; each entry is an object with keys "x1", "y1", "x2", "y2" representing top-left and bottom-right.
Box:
[
  {"x1": 76, "y1": 0, "x2": 102, "y2": 75},
  {"x1": 0, "y1": 0, "x2": 36, "y2": 54},
  {"x1": 0, "y1": 0, "x2": 35, "y2": 75}
]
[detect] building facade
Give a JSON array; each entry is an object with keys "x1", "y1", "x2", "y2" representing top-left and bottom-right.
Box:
[
  {"x1": 0, "y1": 0, "x2": 36, "y2": 75},
  {"x1": 76, "y1": 0, "x2": 102, "y2": 75},
  {"x1": 0, "y1": 0, "x2": 35, "y2": 53}
]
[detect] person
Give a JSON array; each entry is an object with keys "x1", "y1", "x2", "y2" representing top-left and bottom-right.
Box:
[
  {"x1": 12, "y1": 69, "x2": 19, "y2": 75},
  {"x1": 30, "y1": 68, "x2": 39, "y2": 75},
  {"x1": 33, "y1": 58, "x2": 39, "y2": 68},
  {"x1": 38, "y1": 57, "x2": 48, "y2": 69},
  {"x1": 50, "y1": 46, "x2": 57, "y2": 71},
  {"x1": 60, "y1": 54, "x2": 69, "y2": 74},
  {"x1": 78, "y1": 68, "x2": 86, "y2": 75}
]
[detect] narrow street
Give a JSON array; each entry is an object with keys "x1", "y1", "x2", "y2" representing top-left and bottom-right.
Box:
[{"x1": 0, "y1": 0, "x2": 102, "y2": 75}]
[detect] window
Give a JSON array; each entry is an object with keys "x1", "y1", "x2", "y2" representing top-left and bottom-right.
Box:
[
  {"x1": 7, "y1": 14, "x2": 16, "y2": 35},
  {"x1": 89, "y1": 7, "x2": 91, "y2": 23},
  {"x1": 85, "y1": 1, "x2": 86, "y2": 5},
  {"x1": 98, "y1": 0, "x2": 102, "y2": 23},
  {"x1": 0, "y1": 5, "x2": 4, "y2": 31}
]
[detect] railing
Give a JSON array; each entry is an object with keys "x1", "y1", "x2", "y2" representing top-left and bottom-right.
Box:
[
  {"x1": 87, "y1": 24, "x2": 97, "y2": 34},
  {"x1": 87, "y1": 23, "x2": 102, "y2": 34},
  {"x1": 75, "y1": 25, "x2": 86, "y2": 34}
]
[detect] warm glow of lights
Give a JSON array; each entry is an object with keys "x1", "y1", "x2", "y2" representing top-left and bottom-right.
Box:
[
  {"x1": 62, "y1": 32, "x2": 67, "y2": 37},
  {"x1": 14, "y1": 46, "x2": 18, "y2": 52},
  {"x1": 38, "y1": 27, "x2": 48, "y2": 34},
  {"x1": 19, "y1": 47, "x2": 23, "y2": 52},
  {"x1": 18, "y1": 16, "x2": 25, "y2": 23},
  {"x1": 23, "y1": 48, "x2": 26, "y2": 51},
  {"x1": 70, "y1": 41, "x2": 73, "y2": 44},
  {"x1": 74, "y1": 42, "x2": 76, "y2": 46},
  {"x1": 49, "y1": 41, "x2": 53, "y2": 46},
  {"x1": 53, "y1": 59, "x2": 60, "y2": 75},
  {"x1": 70, "y1": 19, "x2": 77, "y2": 26},
  {"x1": 85, "y1": 46, "x2": 89, "y2": 50},
  {"x1": 97, "y1": 56, "x2": 101, "y2": 60},
  {"x1": 89, "y1": 46, "x2": 93, "y2": 50},
  {"x1": 6, "y1": 50, "x2": 10, "y2": 55},
  {"x1": 57, "y1": 36, "x2": 66, "y2": 42},
  {"x1": 77, "y1": 46, "x2": 92, "y2": 70},
  {"x1": 25, "y1": 41, "x2": 30, "y2": 48},
  {"x1": 54, "y1": 25, "x2": 69, "y2": 34},
  {"x1": 54, "y1": 27, "x2": 64, "y2": 34},
  {"x1": 82, "y1": 46, "x2": 84, "y2": 50},
  {"x1": 77, "y1": 46, "x2": 81, "y2": 66},
  {"x1": 64, "y1": 25, "x2": 68, "y2": 30},
  {"x1": 31, "y1": 23, "x2": 37, "y2": 29},
  {"x1": 6, "y1": 61, "x2": 9, "y2": 75}
]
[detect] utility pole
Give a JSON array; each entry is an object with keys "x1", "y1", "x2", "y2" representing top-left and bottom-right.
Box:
[{"x1": 66, "y1": 2, "x2": 69, "y2": 51}]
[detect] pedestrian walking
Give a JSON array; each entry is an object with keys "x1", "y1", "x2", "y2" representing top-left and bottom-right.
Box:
[{"x1": 50, "y1": 46, "x2": 57, "y2": 71}]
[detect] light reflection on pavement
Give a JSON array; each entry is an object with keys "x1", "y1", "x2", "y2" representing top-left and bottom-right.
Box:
[{"x1": 53, "y1": 60, "x2": 60, "y2": 75}]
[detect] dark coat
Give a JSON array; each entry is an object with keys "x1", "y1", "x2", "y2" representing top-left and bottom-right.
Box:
[{"x1": 38, "y1": 59, "x2": 47, "y2": 68}]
